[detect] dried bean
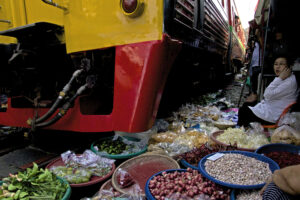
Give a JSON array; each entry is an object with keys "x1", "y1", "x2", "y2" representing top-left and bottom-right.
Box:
[
  {"x1": 236, "y1": 190, "x2": 262, "y2": 200},
  {"x1": 205, "y1": 154, "x2": 272, "y2": 185}
]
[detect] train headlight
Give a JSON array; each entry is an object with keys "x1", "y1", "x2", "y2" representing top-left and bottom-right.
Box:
[{"x1": 120, "y1": 0, "x2": 144, "y2": 17}]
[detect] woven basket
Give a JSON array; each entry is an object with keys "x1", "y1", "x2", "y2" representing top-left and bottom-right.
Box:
[{"x1": 111, "y1": 153, "x2": 180, "y2": 196}]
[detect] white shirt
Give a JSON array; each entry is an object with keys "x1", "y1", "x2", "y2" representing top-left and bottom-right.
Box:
[
  {"x1": 250, "y1": 42, "x2": 262, "y2": 68},
  {"x1": 249, "y1": 74, "x2": 298, "y2": 123}
]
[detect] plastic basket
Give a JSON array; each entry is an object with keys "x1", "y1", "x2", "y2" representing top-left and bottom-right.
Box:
[
  {"x1": 46, "y1": 155, "x2": 115, "y2": 187},
  {"x1": 255, "y1": 143, "x2": 300, "y2": 154},
  {"x1": 198, "y1": 150, "x2": 280, "y2": 189},
  {"x1": 58, "y1": 176, "x2": 72, "y2": 200},
  {"x1": 230, "y1": 190, "x2": 236, "y2": 200},
  {"x1": 145, "y1": 169, "x2": 185, "y2": 200},
  {"x1": 0, "y1": 177, "x2": 71, "y2": 200},
  {"x1": 180, "y1": 158, "x2": 198, "y2": 170},
  {"x1": 91, "y1": 136, "x2": 147, "y2": 159},
  {"x1": 230, "y1": 189, "x2": 261, "y2": 200},
  {"x1": 210, "y1": 131, "x2": 256, "y2": 152},
  {"x1": 111, "y1": 153, "x2": 180, "y2": 197}
]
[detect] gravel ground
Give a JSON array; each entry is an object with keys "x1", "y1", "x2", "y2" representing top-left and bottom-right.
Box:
[{"x1": 223, "y1": 74, "x2": 250, "y2": 108}]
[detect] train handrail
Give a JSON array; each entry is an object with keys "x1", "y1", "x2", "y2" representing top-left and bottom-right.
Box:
[
  {"x1": 41, "y1": 0, "x2": 68, "y2": 12},
  {"x1": 0, "y1": 19, "x2": 11, "y2": 24}
]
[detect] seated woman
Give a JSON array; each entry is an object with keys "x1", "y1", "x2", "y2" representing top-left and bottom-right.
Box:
[
  {"x1": 238, "y1": 56, "x2": 299, "y2": 127},
  {"x1": 262, "y1": 164, "x2": 300, "y2": 200}
]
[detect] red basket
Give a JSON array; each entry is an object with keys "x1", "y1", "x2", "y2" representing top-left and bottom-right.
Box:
[{"x1": 46, "y1": 155, "x2": 115, "y2": 187}]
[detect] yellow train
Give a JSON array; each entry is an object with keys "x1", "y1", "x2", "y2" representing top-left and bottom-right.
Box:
[{"x1": 0, "y1": 0, "x2": 245, "y2": 133}]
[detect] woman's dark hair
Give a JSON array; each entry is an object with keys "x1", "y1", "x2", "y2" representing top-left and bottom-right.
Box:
[{"x1": 273, "y1": 54, "x2": 292, "y2": 67}]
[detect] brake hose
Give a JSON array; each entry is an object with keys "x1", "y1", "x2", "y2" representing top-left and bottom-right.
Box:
[
  {"x1": 27, "y1": 69, "x2": 83, "y2": 125},
  {"x1": 34, "y1": 84, "x2": 88, "y2": 128}
]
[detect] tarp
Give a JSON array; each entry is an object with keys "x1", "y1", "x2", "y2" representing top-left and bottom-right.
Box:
[{"x1": 254, "y1": 0, "x2": 271, "y2": 25}]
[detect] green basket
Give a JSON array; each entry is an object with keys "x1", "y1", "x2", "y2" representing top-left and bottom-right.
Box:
[
  {"x1": 0, "y1": 177, "x2": 71, "y2": 200},
  {"x1": 58, "y1": 176, "x2": 72, "y2": 200},
  {"x1": 91, "y1": 136, "x2": 147, "y2": 159}
]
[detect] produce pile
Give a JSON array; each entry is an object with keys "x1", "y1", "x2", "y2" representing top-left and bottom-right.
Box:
[
  {"x1": 95, "y1": 138, "x2": 132, "y2": 155},
  {"x1": 263, "y1": 151, "x2": 300, "y2": 168},
  {"x1": 148, "y1": 168, "x2": 231, "y2": 200},
  {"x1": 50, "y1": 166, "x2": 92, "y2": 184},
  {"x1": 216, "y1": 128, "x2": 270, "y2": 149},
  {"x1": 94, "y1": 136, "x2": 146, "y2": 156},
  {"x1": 0, "y1": 163, "x2": 68, "y2": 200},
  {"x1": 179, "y1": 144, "x2": 238, "y2": 167},
  {"x1": 50, "y1": 150, "x2": 115, "y2": 184}
]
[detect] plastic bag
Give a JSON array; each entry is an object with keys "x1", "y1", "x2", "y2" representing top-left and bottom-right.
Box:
[
  {"x1": 81, "y1": 189, "x2": 145, "y2": 200},
  {"x1": 148, "y1": 141, "x2": 192, "y2": 157},
  {"x1": 278, "y1": 112, "x2": 300, "y2": 131},
  {"x1": 153, "y1": 119, "x2": 169, "y2": 132},
  {"x1": 61, "y1": 150, "x2": 115, "y2": 176},
  {"x1": 247, "y1": 122, "x2": 264, "y2": 134},
  {"x1": 116, "y1": 168, "x2": 135, "y2": 188},
  {"x1": 151, "y1": 131, "x2": 178, "y2": 143},
  {"x1": 113, "y1": 132, "x2": 148, "y2": 155},
  {"x1": 271, "y1": 125, "x2": 300, "y2": 145}
]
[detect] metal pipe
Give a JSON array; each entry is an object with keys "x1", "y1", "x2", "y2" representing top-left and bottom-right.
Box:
[
  {"x1": 41, "y1": 0, "x2": 68, "y2": 11},
  {"x1": 0, "y1": 19, "x2": 11, "y2": 24}
]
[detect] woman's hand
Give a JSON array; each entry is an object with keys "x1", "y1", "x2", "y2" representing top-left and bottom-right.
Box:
[{"x1": 279, "y1": 67, "x2": 291, "y2": 80}]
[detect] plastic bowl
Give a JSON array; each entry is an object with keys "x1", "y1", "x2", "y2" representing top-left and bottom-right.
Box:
[
  {"x1": 46, "y1": 155, "x2": 115, "y2": 187},
  {"x1": 210, "y1": 131, "x2": 256, "y2": 152},
  {"x1": 180, "y1": 158, "x2": 198, "y2": 170},
  {"x1": 0, "y1": 177, "x2": 71, "y2": 200},
  {"x1": 198, "y1": 150, "x2": 280, "y2": 189},
  {"x1": 91, "y1": 136, "x2": 147, "y2": 159},
  {"x1": 255, "y1": 143, "x2": 300, "y2": 154},
  {"x1": 213, "y1": 121, "x2": 236, "y2": 130},
  {"x1": 145, "y1": 169, "x2": 185, "y2": 200}
]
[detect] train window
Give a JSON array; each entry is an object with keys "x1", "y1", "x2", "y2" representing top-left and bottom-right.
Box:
[{"x1": 222, "y1": 0, "x2": 225, "y2": 7}]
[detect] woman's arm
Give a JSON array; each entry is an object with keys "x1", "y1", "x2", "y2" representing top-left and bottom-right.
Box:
[{"x1": 264, "y1": 75, "x2": 296, "y2": 100}]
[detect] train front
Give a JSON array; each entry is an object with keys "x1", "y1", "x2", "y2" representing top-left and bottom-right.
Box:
[{"x1": 0, "y1": 0, "x2": 181, "y2": 133}]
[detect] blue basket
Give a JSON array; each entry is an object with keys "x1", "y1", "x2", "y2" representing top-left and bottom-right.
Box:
[
  {"x1": 198, "y1": 151, "x2": 280, "y2": 189},
  {"x1": 230, "y1": 190, "x2": 236, "y2": 200},
  {"x1": 255, "y1": 143, "x2": 300, "y2": 154},
  {"x1": 145, "y1": 169, "x2": 185, "y2": 200},
  {"x1": 180, "y1": 159, "x2": 198, "y2": 170}
]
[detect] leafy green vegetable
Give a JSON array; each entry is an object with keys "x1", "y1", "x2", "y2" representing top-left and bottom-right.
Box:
[{"x1": 0, "y1": 163, "x2": 68, "y2": 200}]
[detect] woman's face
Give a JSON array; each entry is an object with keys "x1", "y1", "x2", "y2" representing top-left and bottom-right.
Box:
[{"x1": 274, "y1": 57, "x2": 288, "y2": 76}]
